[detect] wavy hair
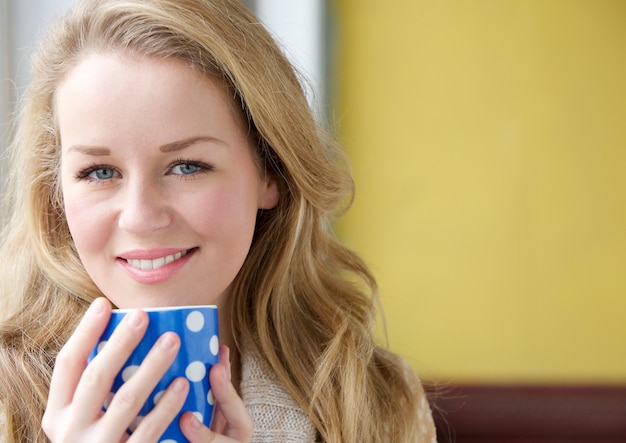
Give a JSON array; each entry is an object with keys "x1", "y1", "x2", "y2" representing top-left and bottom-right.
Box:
[{"x1": 0, "y1": 0, "x2": 426, "y2": 441}]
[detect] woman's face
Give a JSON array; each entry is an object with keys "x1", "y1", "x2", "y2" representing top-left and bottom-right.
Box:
[{"x1": 58, "y1": 52, "x2": 278, "y2": 309}]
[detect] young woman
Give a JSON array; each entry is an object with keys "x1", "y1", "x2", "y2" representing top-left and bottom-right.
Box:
[{"x1": 0, "y1": 0, "x2": 437, "y2": 441}]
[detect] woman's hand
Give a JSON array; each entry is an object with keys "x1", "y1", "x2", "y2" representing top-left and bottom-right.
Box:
[
  {"x1": 43, "y1": 297, "x2": 189, "y2": 442},
  {"x1": 42, "y1": 297, "x2": 253, "y2": 442},
  {"x1": 180, "y1": 345, "x2": 253, "y2": 443}
]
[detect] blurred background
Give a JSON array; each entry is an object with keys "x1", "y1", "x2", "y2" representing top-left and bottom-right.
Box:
[
  {"x1": 331, "y1": 0, "x2": 626, "y2": 387},
  {"x1": 2, "y1": 0, "x2": 625, "y2": 389}
]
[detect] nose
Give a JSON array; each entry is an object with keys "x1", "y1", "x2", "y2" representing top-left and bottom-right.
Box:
[{"x1": 117, "y1": 178, "x2": 173, "y2": 234}]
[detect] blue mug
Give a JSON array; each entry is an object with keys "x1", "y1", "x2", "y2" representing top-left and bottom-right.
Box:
[{"x1": 89, "y1": 305, "x2": 219, "y2": 442}]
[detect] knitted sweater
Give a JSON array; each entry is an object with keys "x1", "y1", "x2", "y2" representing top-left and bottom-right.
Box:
[
  {"x1": 239, "y1": 351, "x2": 438, "y2": 443},
  {"x1": 240, "y1": 351, "x2": 319, "y2": 442}
]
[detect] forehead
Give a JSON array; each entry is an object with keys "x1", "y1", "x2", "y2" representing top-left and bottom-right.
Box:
[
  {"x1": 56, "y1": 51, "x2": 225, "y2": 108},
  {"x1": 55, "y1": 51, "x2": 248, "y2": 144}
]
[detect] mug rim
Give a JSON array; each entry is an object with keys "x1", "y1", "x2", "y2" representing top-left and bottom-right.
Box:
[{"x1": 111, "y1": 305, "x2": 218, "y2": 313}]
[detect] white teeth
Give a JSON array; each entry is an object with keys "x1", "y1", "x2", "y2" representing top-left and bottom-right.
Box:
[
  {"x1": 127, "y1": 250, "x2": 189, "y2": 270},
  {"x1": 152, "y1": 257, "x2": 165, "y2": 269}
]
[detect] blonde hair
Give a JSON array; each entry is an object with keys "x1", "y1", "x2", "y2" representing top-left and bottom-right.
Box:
[{"x1": 0, "y1": 0, "x2": 425, "y2": 441}]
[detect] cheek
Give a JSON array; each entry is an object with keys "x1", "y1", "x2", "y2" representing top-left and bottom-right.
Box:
[
  {"x1": 186, "y1": 184, "x2": 259, "y2": 243},
  {"x1": 63, "y1": 193, "x2": 111, "y2": 253}
]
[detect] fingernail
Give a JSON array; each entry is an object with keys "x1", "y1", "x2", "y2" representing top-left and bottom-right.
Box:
[
  {"x1": 126, "y1": 310, "x2": 143, "y2": 328},
  {"x1": 190, "y1": 412, "x2": 202, "y2": 429},
  {"x1": 173, "y1": 378, "x2": 187, "y2": 393},
  {"x1": 159, "y1": 333, "x2": 177, "y2": 350},
  {"x1": 90, "y1": 298, "x2": 105, "y2": 315}
]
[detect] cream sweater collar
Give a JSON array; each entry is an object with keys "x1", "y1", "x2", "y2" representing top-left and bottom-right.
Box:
[{"x1": 240, "y1": 350, "x2": 318, "y2": 443}]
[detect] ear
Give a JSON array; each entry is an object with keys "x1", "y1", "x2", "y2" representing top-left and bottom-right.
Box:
[{"x1": 258, "y1": 177, "x2": 280, "y2": 209}]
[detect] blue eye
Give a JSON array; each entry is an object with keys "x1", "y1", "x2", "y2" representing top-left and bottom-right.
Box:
[
  {"x1": 77, "y1": 165, "x2": 118, "y2": 181},
  {"x1": 89, "y1": 168, "x2": 115, "y2": 180},
  {"x1": 169, "y1": 160, "x2": 213, "y2": 176},
  {"x1": 171, "y1": 163, "x2": 202, "y2": 175}
]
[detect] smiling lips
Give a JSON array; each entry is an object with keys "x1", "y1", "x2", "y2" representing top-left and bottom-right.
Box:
[
  {"x1": 118, "y1": 248, "x2": 195, "y2": 284},
  {"x1": 125, "y1": 249, "x2": 191, "y2": 270}
]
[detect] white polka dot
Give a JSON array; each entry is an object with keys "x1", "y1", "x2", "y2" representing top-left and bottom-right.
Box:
[
  {"x1": 192, "y1": 411, "x2": 203, "y2": 423},
  {"x1": 97, "y1": 340, "x2": 107, "y2": 353},
  {"x1": 185, "y1": 361, "x2": 206, "y2": 382},
  {"x1": 122, "y1": 365, "x2": 139, "y2": 381},
  {"x1": 129, "y1": 415, "x2": 143, "y2": 432},
  {"x1": 153, "y1": 390, "x2": 165, "y2": 405},
  {"x1": 207, "y1": 389, "x2": 215, "y2": 405},
  {"x1": 186, "y1": 311, "x2": 205, "y2": 332},
  {"x1": 209, "y1": 335, "x2": 219, "y2": 356},
  {"x1": 159, "y1": 440, "x2": 177, "y2": 443}
]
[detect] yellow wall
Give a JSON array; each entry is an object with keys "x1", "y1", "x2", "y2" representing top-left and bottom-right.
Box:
[{"x1": 333, "y1": 0, "x2": 626, "y2": 383}]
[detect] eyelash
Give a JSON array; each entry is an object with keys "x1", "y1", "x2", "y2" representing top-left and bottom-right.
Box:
[
  {"x1": 166, "y1": 158, "x2": 215, "y2": 177},
  {"x1": 75, "y1": 162, "x2": 118, "y2": 181},
  {"x1": 75, "y1": 159, "x2": 214, "y2": 182}
]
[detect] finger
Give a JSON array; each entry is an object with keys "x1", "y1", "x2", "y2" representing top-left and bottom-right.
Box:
[
  {"x1": 46, "y1": 297, "x2": 111, "y2": 411},
  {"x1": 210, "y1": 346, "x2": 231, "y2": 433},
  {"x1": 181, "y1": 410, "x2": 251, "y2": 443},
  {"x1": 180, "y1": 411, "x2": 219, "y2": 443},
  {"x1": 70, "y1": 309, "x2": 148, "y2": 425},
  {"x1": 221, "y1": 346, "x2": 231, "y2": 381},
  {"x1": 208, "y1": 361, "x2": 253, "y2": 441},
  {"x1": 101, "y1": 332, "x2": 181, "y2": 434},
  {"x1": 211, "y1": 405, "x2": 226, "y2": 436},
  {"x1": 128, "y1": 377, "x2": 189, "y2": 443}
]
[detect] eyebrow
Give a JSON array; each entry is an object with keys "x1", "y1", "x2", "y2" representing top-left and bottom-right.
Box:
[
  {"x1": 67, "y1": 136, "x2": 221, "y2": 156},
  {"x1": 67, "y1": 145, "x2": 111, "y2": 156},
  {"x1": 159, "y1": 136, "x2": 221, "y2": 152}
]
